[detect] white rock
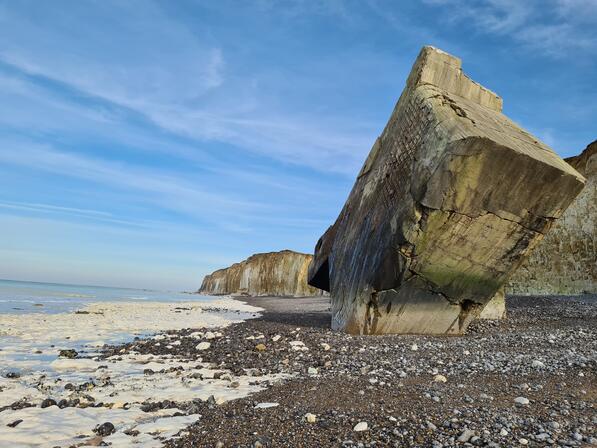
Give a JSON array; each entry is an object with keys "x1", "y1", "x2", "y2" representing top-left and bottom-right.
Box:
[
  {"x1": 272, "y1": 335, "x2": 281, "y2": 342},
  {"x1": 196, "y1": 342, "x2": 211, "y2": 351},
  {"x1": 204, "y1": 331, "x2": 216, "y2": 340},
  {"x1": 531, "y1": 360, "x2": 545, "y2": 368},
  {"x1": 434, "y1": 374, "x2": 447, "y2": 383},
  {"x1": 388, "y1": 416, "x2": 397, "y2": 422},
  {"x1": 305, "y1": 413, "x2": 317, "y2": 423},
  {"x1": 353, "y1": 422, "x2": 368, "y2": 432},
  {"x1": 500, "y1": 428, "x2": 508, "y2": 436},
  {"x1": 308, "y1": 367, "x2": 318, "y2": 375},
  {"x1": 290, "y1": 341, "x2": 308, "y2": 351},
  {"x1": 514, "y1": 396, "x2": 530, "y2": 406},
  {"x1": 458, "y1": 429, "x2": 475, "y2": 443},
  {"x1": 410, "y1": 343, "x2": 418, "y2": 351},
  {"x1": 519, "y1": 438, "x2": 529, "y2": 445},
  {"x1": 255, "y1": 402, "x2": 279, "y2": 409},
  {"x1": 321, "y1": 343, "x2": 331, "y2": 351}
]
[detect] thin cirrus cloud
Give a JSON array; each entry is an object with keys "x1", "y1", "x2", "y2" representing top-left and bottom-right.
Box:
[
  {"x1": 0, "y1": 0, "x2": 375, "y2": 175},
  {"x1": 0, "y1": 137, "x2": 339, "y2": 231},
  {"x1": 0, "y1": 141, "x2": 271, "y2": 219},
  {"x1": 422, "y1": 0, "x2": 597, "y2": 56}
]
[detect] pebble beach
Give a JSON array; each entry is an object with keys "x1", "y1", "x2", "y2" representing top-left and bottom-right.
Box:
[{"x1": 1, "y1": 293, "x2": 595, "y2": 447}]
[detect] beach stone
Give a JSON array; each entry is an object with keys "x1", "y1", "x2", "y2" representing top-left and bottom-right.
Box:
[
  {"x1": 58, "y1": 349, "x2": 78, "y2": 358},
  {"x1": 305, "y1": 413, "x2": 317, "y2": 423},
  {"x1": 307, "y1": 45, "x2": 585, "y2": 335},
  {"x1": 458, "y1": 429, "x2": 475, "y2": 443},
  {"x1": 514, "y1": 396, "x2": 530, "y2": 406},
  {"x1": 196, "y1": 342, "x2": 211, "y2": 351},
  {"x1": 354, "y1": 422, "x2": 368, "y2": 432},
  {"x1": 255, "y1": 402, "x2": 279, "y2": 409},
  {"x1": 4, "y1": 371, "x2": 20, "y2": 379},
  {"x1": 7, "y1": 419, "x2": 23, "y2": 428},
  {"x1": 40, "y1": 398, "x2": 57, "y2": 408},
  {"x1": 434, "y1": 374, "x2": 447, "y2": 383},
  {"x1": 94, "y1": 421, "x2": 115, "y2": 437},
  {"x1": 255, "y1": 343, "x2": 266, "y2": 352}
]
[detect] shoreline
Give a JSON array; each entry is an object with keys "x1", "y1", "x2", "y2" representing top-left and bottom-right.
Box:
[{"x1": 0, "y1": 297, "x2": 273, "y2": 447}]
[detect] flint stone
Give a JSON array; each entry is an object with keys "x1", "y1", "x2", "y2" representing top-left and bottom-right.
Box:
[{"x1": 308, "y1": 46, "x2": 585, "y2": 335}]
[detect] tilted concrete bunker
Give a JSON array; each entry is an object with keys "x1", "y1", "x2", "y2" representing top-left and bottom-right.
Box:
[{"x1": 308, "y1": 46, "x2": 586, "y2": 335}]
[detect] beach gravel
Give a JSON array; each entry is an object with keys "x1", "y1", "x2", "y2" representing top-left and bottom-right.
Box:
[{"x1": 95, "y1": 294, "x2": 596, "y2": 447}]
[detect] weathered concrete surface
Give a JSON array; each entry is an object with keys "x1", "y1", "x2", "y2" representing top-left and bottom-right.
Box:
[
  {"x1": 479, "y1": 288, "x2": 507, "y2": 320},
  {"x1": 200, "y1": 250, "x2": 325, "y2": 297},
  {"x1": 508, "y1": 141, "x2": 597, "y2": 295},
  {"x1": 308, "y1": 46, "x2": 585, "y2": 335}
]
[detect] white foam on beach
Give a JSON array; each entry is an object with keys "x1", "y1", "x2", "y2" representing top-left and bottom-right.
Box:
[{"x1": 0, "y1": 298, "x2": 283, "y2": 447}]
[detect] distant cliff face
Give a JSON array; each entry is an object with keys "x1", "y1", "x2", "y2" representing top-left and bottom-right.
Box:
[
  {"x1": 508, "y1": 140, "x2": 596, "y2": 295},
  {"x1": 199, "y1": 250, "x2": 325, "y2": 297}
]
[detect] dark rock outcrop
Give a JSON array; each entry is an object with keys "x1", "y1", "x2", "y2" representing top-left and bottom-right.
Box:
[
  {"x1": 308, "y1": 46, "x2": 585, "y2": 335},
  {"x1": 200, "y1": 250, "x2": 325, "y2": 297}
]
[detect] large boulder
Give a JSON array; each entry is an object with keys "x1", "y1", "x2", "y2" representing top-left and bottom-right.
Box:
[
  {"x1": 199, "y1": 250, "x2": 325, "y2": 297},
  {"x1": 308, "y1": 46, "x2": 585, "y2": 335},
  {"x1": 507, "y1": 140, "x2": 596, "y2": 295}
]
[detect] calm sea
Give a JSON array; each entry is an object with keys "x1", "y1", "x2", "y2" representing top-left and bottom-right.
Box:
[{"x1": 0, "y1": 279, "x2": 208, "y2": 314}]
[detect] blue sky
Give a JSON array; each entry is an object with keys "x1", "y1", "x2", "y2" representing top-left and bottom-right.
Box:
[{"x1": 0, "y1": 0, "x2": 595, "y2": 290}]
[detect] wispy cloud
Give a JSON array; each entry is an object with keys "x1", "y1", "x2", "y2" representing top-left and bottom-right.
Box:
[
  {"x1": 422, "y1": 0, "x2": 597, "y2": 56},
  {"x1": 0, "y1": 200, "x2": 152, "y2": 228},
  {"x1": 0, "y1": 140, "x2": 268, "y2": 220},
  {"x1": 0, "y1": 0, "x2": 379, "y2": 175},
  {"x1": 0, "y1": 136, "x2": 340, "y2": 231}
]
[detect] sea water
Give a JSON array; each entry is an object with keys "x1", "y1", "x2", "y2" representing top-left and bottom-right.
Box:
[{"x1": 0, "y1": 278, "x2": 210, "y2": 315}]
